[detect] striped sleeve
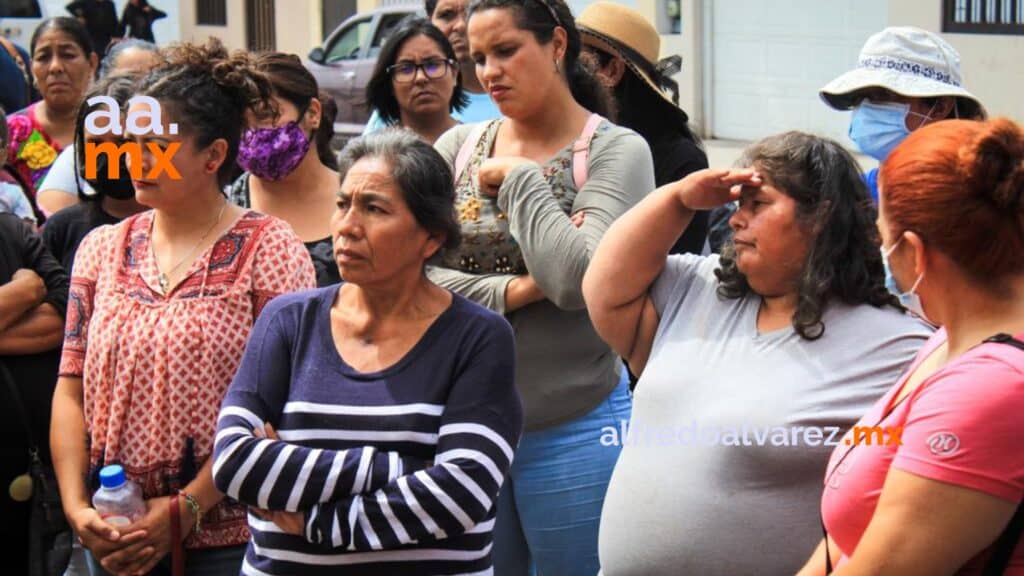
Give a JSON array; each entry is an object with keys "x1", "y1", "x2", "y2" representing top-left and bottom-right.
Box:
[
  {"x1": 213, "y1": 302, "x2": 423, "y2": 510},
  {"x1": 303, "y1": 315, "x2": 522, "y2": 550}
]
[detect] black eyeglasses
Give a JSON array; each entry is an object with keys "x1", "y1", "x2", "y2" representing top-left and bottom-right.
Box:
[{"x1": 386, "y1": 58, "x2": 456, "y2": 83}]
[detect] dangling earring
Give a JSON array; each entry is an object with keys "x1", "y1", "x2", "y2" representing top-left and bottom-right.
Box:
[{"x1": 554, "y1": 59, "x2": 561, "y2": 74}]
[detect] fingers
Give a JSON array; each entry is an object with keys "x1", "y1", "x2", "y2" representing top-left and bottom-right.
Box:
[
  {"x1": 101, "y1": 542, "x2": 156, "y2": 575},
  {"x1": 718, "y1": 168, "x2": 763, "y2": 187},
  {"x1": 570, "y1": 211, "x2": 586, "y2": 228},
  {"x1": 84, "y1": 514, "x2": 124, "y2": 542},
  {"x1": 264, "y1": 422, "x2": 281, "y2": 440}
]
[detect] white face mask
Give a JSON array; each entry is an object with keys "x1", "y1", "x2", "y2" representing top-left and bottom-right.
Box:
[{"x1": 881, "y1": 236, "x2": 932, "y2": 324}]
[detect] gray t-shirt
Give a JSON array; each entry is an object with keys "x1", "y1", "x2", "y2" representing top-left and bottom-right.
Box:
[
  {"x1": 429, "y1": 120, "x2": 655, "y2": 431},
  {"x1": 598, "y1": 254, "x2": 933, "y2": 575}
]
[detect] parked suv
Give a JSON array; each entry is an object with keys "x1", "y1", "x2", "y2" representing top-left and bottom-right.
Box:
[{"x1": 307, "y1": 4, "x2": 421, "y2": 137}]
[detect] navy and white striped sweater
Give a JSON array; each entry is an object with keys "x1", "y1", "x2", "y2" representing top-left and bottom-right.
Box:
[{"x1": 213, "y1": 286, "x2": 522, "y2": 575}]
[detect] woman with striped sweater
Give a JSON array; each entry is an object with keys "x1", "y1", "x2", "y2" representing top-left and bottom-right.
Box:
[{"x1": 213, "y1": 130, "x2": 523, "y2": 576}]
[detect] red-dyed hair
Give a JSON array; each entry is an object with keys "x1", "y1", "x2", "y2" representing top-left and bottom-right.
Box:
[{"x1": 880, "y1": 118, "x2": 1024, "y2": 281}]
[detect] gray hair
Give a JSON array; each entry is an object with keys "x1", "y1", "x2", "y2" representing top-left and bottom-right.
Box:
[
  {"x1": 337, "y1": 128, "x2": 461, "y2": 252},
  {"x1": 99, "y1": 39, "x2": 159, "y2": 77}
]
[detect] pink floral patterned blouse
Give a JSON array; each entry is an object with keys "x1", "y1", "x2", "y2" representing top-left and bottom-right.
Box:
[{"x1": 59, "y1": 210, "x2": 316, "y2": 548}]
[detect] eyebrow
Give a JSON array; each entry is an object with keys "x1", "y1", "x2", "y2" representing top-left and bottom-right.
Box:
[{"x1": 337, "y1": 190, "x2": 394, "y2": 205}]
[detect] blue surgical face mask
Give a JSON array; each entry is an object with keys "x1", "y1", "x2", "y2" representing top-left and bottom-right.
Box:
[
  {"x1": 849, "y1": 100, "x2": 913, "y2": 161},
  {"x1": 881, "y1": 236, "x2": 931, "y2": 323}
]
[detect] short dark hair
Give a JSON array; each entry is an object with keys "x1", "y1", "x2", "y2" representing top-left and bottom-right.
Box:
[
  {"x1": 715, "y1": 131, "x2": 898, "y2": 340},
  {"x1": 337, "y1": 129, "x2": 461, "y2": 254},
  {"x1": 467, "y1": 0, "x2": 611, "y2": 118},
  {"x1": 31, "y1": 17, "x2": 95, "y2": 57},
  {"x1": 135, "y1": 38, "x2": 275, "y2": 188},
  {"x1": 365, "y1": 17, "x2": 468, "y2": 125}
]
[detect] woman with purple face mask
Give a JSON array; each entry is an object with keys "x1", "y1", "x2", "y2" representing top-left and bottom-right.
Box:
[{"x1": 227, "y1": 52, "x2": 342, "y2": 287}]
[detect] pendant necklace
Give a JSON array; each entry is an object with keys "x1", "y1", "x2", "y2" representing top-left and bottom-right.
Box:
[{"x1": 155, "y1": 200, "x2": 227, "y2": 294}]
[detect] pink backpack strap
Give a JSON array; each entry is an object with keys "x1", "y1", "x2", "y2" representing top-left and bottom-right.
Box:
[
  {"x1": 571, "y1": 113, "x2": 604, "y2": 189},
  {"x1": 453, "y1": 122, "x2": 491, "y2": 185}
]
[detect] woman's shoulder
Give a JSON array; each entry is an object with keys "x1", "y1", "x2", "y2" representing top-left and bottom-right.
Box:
[
  {"x1": 590, "y1": 119, "x2": 651, "y2": 162},
  {"x1": 260, "y1": 284, "x2": 336, "y2": 320}
]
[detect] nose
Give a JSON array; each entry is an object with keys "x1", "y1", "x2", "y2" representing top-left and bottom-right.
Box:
[
  {"x1": 479, "y1": 56, "x2": 499, "y2": 84},
  {"x1": 413, "y1": 65, "x2": 429, "y2": 84},
  {"x1": 333, "y1": 205, "x2": 363, "y2": 239},
  {"x1": 728, "y1": 204, "x2": 746, "y2": 232}
]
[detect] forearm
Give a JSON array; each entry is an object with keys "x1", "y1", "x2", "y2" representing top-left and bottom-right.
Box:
[
  {"x1": 795, "y1": 537, "x2": 835, "y2": 576},
  {"x1": 51, "y1": 377, "x2": 92, "y2": 514},
  {"x1": 0, "y1": 277, "x2": 44, "y2": 331},
  {"x1": 425, "y1": 266, "x2": 514, "y2": 314},
  {"x1": 504, "y1": 276, "x2": 544, "y2": 312},
  {"x1": 181, "y1": 458, "x2": 223, "y2": 522},
  {"x1": 0, "y1": 303, "x2": 65, "y2": 354}
]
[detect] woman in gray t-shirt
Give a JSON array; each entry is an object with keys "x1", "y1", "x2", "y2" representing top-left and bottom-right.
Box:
[{"x1": 583, "y1": 131, "x2": 933, "y2": 575}]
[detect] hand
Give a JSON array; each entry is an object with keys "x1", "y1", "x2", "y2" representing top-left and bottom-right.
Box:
[
  {"x1": 68, "y1": 506, "x2": 148, "y2": 565},
  {"x1": 476, "y1": 157, "x2": 536, "y2": 198},
  {"x1": 674, "y1": 168, "x2": 762, "y2": 211},
  {"x1": 12, "y1": 268, "x2": 45, "y2": 302},
  {"x1": 509, "y1": 275, "x2": 545, "y2": 306},
  {"x1": 253, "y1": 421, "x2": 280, "y2": 441},
  {"x1": 100, "y1": 496, "x2": 184, "y2": 576},
  {"x1": 250, "y1": 507, "x2": 305, "y2": 536},
  {"x1": 570, "y1": 211, "x2": 585, "y2": 228}
]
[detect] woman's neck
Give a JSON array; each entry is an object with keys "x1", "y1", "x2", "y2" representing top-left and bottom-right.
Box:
[
  {"x1": 153, "y1": 190, "x2": 227, "y2": 237},
  {"x1": 35, "y1": 101, "x2": 77, "y2": 144},
  {"x1": 460, "y1": 60, "x2": 484, "y2": 94},
  {"x1": 400, "y1": 111, "x2": 458, "y2": 145},
  {"x1": 757, "y1": 291, "x2": 799, "y2": 332},
  {"x1": 938, "y1": 274, "x2": 1024, "y2": 359},
  {"x1": 250, "y1": 151, "x2": 335, "y2": 206},
  {"x1": 505, "y1": 84, "x2": 589, "y2": 149},
  {"x1": 335, "y1": 274, "x2": 449, "y2": 339}
]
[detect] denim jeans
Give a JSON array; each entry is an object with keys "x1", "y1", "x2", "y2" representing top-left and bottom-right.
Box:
[
  {"x1": 493, "y1": 378, "x2": 632, "y2": 576},
  {"x1": 86, "y1": 544, "x2": 245, "y2": 576}
]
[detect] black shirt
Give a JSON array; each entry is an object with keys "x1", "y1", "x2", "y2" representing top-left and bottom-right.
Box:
[
  {"x1": 226, "y1": 173, "x2": 342, "y2": 288},
  {"x1": 43, "y1": 202, "x2": 120, "y2": 274},
  {"x1": 0, "y1": 213, "x2": 68, "y2": 574},
  {"x1": 649, "y1": 135, "x2": 710, "y2": 255},
  {"x1": 65, "y1": 0, "x2": 119, "y2": 55}
]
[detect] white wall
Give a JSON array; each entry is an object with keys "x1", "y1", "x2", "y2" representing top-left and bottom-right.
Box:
[{"x1": 889, "y1": 1, "x2": 1024, "y2": 122}]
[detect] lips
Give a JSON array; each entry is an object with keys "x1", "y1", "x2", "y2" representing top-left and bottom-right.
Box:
[
  {"x1": 488, "y1": 85, "x2": 509, "y2": 99},
  {"x1": 335, "y1": 248, "x2": 365, "y2": 263}
]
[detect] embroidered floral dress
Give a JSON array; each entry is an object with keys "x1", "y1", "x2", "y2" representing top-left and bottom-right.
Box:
[
  {"x1": 6, "y1": 105, "x2": 61, "y2": 200},
  {"x1": 59, "y1": 210, "x2": 316, "y2": 548},
  {"x1": 441, "y1": 119, "x2": 610, "y2": 275}
]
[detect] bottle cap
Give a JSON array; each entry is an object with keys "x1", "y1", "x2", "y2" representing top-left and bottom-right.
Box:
[{"x1": 98, "y1": 465, "x2": 126, "y2": 489}]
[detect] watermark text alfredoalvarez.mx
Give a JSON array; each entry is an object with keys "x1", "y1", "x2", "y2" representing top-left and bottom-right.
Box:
[{"x1": 600, "y1": 420, "x2": 903, "y2": 448}]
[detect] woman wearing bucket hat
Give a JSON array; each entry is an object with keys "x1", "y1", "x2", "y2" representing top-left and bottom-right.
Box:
[
  {"x1": 577, "y1": 1, "x2": 708, "y2": 256},
  {"x1": 820, "y1": 26, "x2": 986, "y2": 203}
]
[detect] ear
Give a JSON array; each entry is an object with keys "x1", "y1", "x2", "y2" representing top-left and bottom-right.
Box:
[
  {"x1": 205, "y1": 138, "x2": 230, "y2": 174},
  {"x1": 936, "y1": 96, "x2": 956, "y2": 119},
  {"x1": 422, "y1": 231, "x2": 445, "y2": 261},
  {"x1": 604, "y1": 56, "x2": 627, "y2": 86},
  {"x1": 305, "y1": 97, "x2": 323, "y2": 130},
  {"x1": 904, "y1": 230, "x2": 928, "y2": 277},
  {"x1": 550, "y1": 26, "x2": 568, "y2": 65}
]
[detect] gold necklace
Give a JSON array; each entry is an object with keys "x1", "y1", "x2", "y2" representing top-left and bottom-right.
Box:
[{"x1": 155, "y1": 200, "x2": 227, "y2": 294}]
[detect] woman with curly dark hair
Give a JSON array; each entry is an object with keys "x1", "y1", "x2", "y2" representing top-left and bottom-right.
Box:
[
  {"x1": 49, "y1": 39, "x2": 315, "y2": 576},
  {"x1": 583, "y1": 131, "x2": 933, "y2": 575}
]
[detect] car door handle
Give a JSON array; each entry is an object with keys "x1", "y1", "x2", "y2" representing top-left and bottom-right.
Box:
[{"x1": 341, "y1": 71, "x2": 356, "y2": 79}]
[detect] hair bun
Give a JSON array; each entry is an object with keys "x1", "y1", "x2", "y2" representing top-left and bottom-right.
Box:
[{"x1": 960, "y1": 117, "x2": 1024, "y2": 212}]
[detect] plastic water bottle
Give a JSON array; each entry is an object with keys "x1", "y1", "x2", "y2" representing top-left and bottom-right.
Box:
[{"x1": 92, "y1": 465, "x2": 146, "y2": 527}]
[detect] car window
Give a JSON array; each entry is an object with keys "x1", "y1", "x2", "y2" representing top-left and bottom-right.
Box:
[
  {"x1": 368, "y1": 13, "x2": 412, "y2": 57},
  {"x1": 0, "y1": 0, "x2": 42, "y2": 17},
  {"x1": 326, "y1": 17, "x2": 372, "y2": 63}
]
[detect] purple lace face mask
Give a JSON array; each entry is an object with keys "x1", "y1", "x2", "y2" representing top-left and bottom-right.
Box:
[{"x1": 237, "y1": 121, "x2": 312, "y2": 181}]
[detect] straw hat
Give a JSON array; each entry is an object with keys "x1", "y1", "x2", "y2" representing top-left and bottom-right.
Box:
[
  {"x1": 820, "y1": 26, "x2": 985, "y2": 116},
  {"x1": 577, "y1": 2, "x2": 684, "y2": 114}
]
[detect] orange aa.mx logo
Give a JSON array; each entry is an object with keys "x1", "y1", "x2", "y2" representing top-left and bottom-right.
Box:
[{"x1": 84, "y1": 95, "x2": 182, "y2": 180}]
